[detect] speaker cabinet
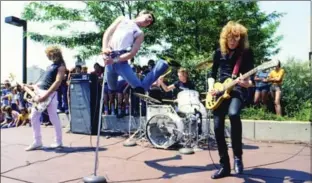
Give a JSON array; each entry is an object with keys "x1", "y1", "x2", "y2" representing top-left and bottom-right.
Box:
[{"x1": 69, "y1": 74, "x2": 100, "y2": 135}]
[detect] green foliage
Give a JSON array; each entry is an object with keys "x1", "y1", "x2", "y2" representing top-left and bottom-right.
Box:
[
  {"x1": 242, "y1": 59, "x2": 312, "y2": 121},
  {"x1": 21, "y1": 1, "x2": 283, "y2": 62},
  {"x1": 280, "y1": 59, "x2": 312, "y2": 120}
]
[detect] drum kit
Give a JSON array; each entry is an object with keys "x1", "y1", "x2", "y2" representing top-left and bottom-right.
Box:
[{"x1": 123, "y1": 58, "x2": 215, "y2": 154}]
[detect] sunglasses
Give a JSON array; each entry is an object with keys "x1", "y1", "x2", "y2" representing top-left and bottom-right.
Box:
[{"x1": 227, "y1": 34, "x2": 240, "y2": 41}]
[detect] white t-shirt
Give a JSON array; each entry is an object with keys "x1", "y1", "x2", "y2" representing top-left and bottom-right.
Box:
[{"x1": 109, "y1": 17, "x2": 143, "y2": 51}]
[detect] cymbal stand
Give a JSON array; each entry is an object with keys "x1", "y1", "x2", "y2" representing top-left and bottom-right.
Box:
[
  {"x1": 125, "y1": 96, "x2": 145, "y2": 142},
  {"x1": 128, "y1": 88, "x2": 132, "y2": 137}
]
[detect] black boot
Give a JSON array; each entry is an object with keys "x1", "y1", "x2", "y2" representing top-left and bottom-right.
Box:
[
  {"x1": 234, "y1": 156, "x2": 244, "y2": 174},
  {"x1": 211, "y1": 156, "x2": 231, "y2": 179}
]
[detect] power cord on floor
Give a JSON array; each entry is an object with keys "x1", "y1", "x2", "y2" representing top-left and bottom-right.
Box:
[{"x1": 206, "y1": 115, "x2": 309, "y2": 180}]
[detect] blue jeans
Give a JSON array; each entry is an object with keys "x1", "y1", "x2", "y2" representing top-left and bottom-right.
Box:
[
  {"x1": 57, "y1": 84, "x2": 68, "y2": 111},
  {"x1": 213, "y1": 92, "x2": 244, "y2": 167},
  {"x1": 105, "y1": 53, "x2": 169, "y2": 91}
]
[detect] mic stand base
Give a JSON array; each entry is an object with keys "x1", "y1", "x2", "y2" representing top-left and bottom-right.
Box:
[{"x1": 83, "y1": 176, "x2": 107, "y2": 183}]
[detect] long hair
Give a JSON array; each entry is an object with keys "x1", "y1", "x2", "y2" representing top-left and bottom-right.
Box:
[
  {"x1": 45, "y1": 46, "x2": 65, "y2": 65},
  {"x1": 219, "y1": 21, "x2": 249, "y2": 55}
]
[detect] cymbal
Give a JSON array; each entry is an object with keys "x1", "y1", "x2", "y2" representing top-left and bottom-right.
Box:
[
  {"x1": 133, "y1": 93, "x2": 162, "y2": 104},
  {"x1": 195, "y1": 60, "x2": 213, "y2": 70},
  {"x1": 159, "y1": 56, "x2": 181, "y2": 67}
]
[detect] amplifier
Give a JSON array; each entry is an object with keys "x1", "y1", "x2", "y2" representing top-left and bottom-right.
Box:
[{"x1": 69, "y1": 74, "x2": 101, "y2": 135}]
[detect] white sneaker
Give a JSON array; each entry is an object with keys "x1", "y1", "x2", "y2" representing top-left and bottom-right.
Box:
[
  {"x1": 50, "y1": 142, "x2": 63, "y2": 148},
  {"x1": 25, "y1": 142, "x2": 43, "y2": 151}
]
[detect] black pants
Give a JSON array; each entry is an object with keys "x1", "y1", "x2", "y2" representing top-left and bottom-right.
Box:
[{"x1": 213, "y1": 95, "x2": 243, "y2": 168}]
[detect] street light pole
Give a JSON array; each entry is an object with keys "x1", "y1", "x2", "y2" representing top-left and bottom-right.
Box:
[
  {"x1": 5, "y1": 16, "x2": 27, "y2": 84},
  {"x1": 309, "y1": 51, "x2": 311, "y2": 68},
  {"x1": 22, "y1": 22, "x2": 27, "y2": 84}
]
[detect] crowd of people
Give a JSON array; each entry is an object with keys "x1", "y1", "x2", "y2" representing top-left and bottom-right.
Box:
[{"x1": 0, "y1": 58, "x2": 285, "y2": 130}]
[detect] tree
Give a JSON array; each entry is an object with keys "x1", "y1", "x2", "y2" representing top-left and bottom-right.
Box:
[
  {"x1": 22, "y1": 1, "x2": 283, "y2": 92},
  {"x1": 22, "y1": 1, "x2": 283, "y2": 61}
]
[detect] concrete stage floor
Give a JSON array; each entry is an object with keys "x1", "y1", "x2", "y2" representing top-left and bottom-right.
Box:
[{"x1": 1, "y1": 126, "x2": 311, "y2": 183}]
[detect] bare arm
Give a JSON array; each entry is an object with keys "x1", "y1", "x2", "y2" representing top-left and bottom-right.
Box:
[
  {"x1": 102, "y1": 16, "x2": 125, "y2": 52},
  {"x1": 117, "y1": 33, "x2": 144, "y2": 62},
  {"x1": 41, "y1": 66, "x2": 66, "y2": 100},
  {"x1": 159, "y1": 82, "x2": 176, "y2": 92}
]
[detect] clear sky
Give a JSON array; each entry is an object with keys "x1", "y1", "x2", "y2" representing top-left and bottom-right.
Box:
[{"x1": 1, "y1": 1, "x2": 310, "y2": 83}]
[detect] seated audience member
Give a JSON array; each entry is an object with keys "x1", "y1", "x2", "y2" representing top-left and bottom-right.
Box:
[
  {"x1": 1, "y1": 106, "x2": 19, "y2": 128},
  {"x1": 0, "y1": 106, "x2": 5, "y2": 123},
  {"x1": 15, "y1": 108, "x2": 30, "y2": 127}
]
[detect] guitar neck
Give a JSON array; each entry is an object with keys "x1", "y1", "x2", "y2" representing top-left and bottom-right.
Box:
[
  {"x1": 22, "y1": 85, "x2": 37, "y2": 98},
  {"x1": 223, "y1": 68, "x2": 258, "y2": 90}
]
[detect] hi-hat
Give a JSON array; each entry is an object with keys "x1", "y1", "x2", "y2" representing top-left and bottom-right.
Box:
[
  {"x1": 133, "y1": 93, "x2": 162, "y2": 104},
  {"x1": 195, "y1": 60, "x2": 213, "y2": 70}
]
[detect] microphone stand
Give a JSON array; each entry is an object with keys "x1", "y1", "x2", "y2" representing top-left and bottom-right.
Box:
[{"x1": 83, "y1": 65, "x2": 107, "y2": 183}]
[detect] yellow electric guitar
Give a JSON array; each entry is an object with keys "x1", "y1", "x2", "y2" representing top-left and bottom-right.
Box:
[{"x1": 205, "y1": 59, "x2": 278, "y2": 110}]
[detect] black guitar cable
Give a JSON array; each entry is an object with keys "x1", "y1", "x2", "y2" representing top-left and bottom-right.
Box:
[{"x1": 206, "y1": 110, "x2": 309, "y2": 181}]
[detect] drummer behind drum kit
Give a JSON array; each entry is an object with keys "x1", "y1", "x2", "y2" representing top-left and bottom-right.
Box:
[{"x1": 123, "y1": 59, "x2": 215, "y2": 155}]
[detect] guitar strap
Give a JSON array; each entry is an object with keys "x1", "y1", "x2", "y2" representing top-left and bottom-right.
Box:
[{"x1": 232, "y1": 52, "x2": 243, "y2": 79}]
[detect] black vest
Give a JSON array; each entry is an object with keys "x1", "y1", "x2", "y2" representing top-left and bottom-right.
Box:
[{"x1": 38, "y1": 62, "x2": 63, "y2": 90}]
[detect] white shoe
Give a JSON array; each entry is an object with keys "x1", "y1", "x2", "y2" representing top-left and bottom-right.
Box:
[
  {"x1": 50, "y1": 142, "x2": 63, "y2": 148},
  {"x1": 25, "y1": 142, "x2": 43, "y2": 151}
]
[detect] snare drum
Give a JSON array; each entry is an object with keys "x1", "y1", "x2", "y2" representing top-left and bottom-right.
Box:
[{"x1": 176, "y1": 90, "x2": 201, "y2": 114}]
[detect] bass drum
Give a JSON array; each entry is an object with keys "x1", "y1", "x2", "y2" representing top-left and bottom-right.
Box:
[{"x1": 145, "y1": 113, "x2": 184, "y2": 149}]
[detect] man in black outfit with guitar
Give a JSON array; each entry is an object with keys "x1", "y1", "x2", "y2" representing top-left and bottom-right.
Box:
[{"x1": 208, "y1": 21, "x2": 255, "y2": 179}]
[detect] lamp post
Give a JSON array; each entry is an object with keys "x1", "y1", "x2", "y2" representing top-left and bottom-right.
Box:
[
  {"x1": 5, "y1": 16, "x2": 27, "y2": 84},
  {"x1": 309, "y1": 51, "x2": 312, "y2": 68}
]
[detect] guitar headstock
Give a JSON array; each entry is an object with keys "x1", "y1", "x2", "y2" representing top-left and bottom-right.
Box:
[{"x1": 256, "y1": 59, "x2": 279, "y2": 72}]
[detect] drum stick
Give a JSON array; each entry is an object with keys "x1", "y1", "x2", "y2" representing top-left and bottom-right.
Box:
[{"x1": 162, "y1": 99, "x2": 177, "y2": 103}]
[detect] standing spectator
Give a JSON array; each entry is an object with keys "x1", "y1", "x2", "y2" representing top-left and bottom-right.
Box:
[
  {"x1": 57, "y1": 69, "x2": 69, "y2": 113},
  {"x1": 254, "y1": 68, "x2": 270, "y2": 106},
  {"x1": 268, "y1": 61, "x2": 285, "y2": 116},
  {"x1": 10, "y1": 87, "x2": 20, "y2": 112},
  {"x1": 82, "y1": 66, "x2": 88, "y2": 74},
  {"x1": 91, "y1": 63, "x2": 104, "y2": 78},
  {"x1": 1, "y1": 81, "x2": 12, "y2": 107}
]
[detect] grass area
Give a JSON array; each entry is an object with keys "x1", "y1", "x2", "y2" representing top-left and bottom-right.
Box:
[{"x1": 241, "y1": 106, "x2": 311, "y2": 122}]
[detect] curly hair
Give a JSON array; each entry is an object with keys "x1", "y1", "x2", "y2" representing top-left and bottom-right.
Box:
[
  {"x1": 219, "y1": 21, "x2": 249, "y2": 55},
  {"x1": 45, "y1": 46, "x2": 65, "y2": 63}
]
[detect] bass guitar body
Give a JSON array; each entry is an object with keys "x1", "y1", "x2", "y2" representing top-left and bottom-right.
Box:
[{"x1": 205, "y1": 78, "x2": 234, "y2": 110}]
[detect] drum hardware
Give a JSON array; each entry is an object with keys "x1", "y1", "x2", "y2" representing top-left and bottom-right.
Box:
[
  {"x1": 195, "y1": 59, "x2": 213, "y2": 71},
  {"x1": 159, "y1": 56, "x2": 181, "y2": 68},
  {"x1": 162, "y1": 99, "x2": 177, "y2": 103},
  {"x1": 124, "y1": 92, "x2": 147, "y2": 147},
  {"x1": 133, "y1": 93, "x2": 161, "y2": 104},
  {"x1": 123, "y1": 88, "x2": 137, "y2": 147}
]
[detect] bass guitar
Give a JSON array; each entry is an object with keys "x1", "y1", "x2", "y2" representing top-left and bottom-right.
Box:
[{"x1": 18, "y1": 83, "x2": 54, "y2": 112}]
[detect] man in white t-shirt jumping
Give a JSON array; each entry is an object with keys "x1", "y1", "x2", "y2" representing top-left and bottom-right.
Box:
[{"x1": 102, "y1": 10, "x2": 171, "y2": 95}]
